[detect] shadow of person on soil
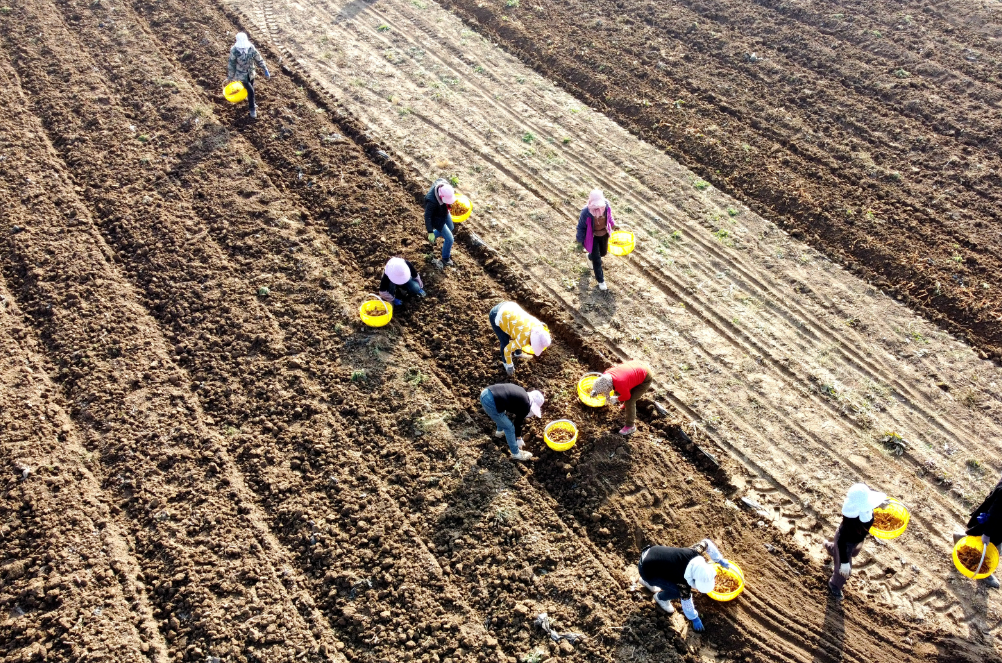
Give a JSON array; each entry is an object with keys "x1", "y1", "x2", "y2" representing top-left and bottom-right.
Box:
[
  {"x1": 576, "y1": 269, "x2": 619, "y2": 324},
  {"x1": 809, "y1": 593, "x2": 845, "y2": 663}
]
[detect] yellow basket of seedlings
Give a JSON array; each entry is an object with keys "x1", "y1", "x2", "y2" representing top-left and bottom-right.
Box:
[
  {"x1": 544, "y1": 420, "x2": 578, "y2": 452},
  {"x1": 359, "y1": 294, "x2": 393, "y2": 328},
  {"x1": 450, "y1": 195, "x2": 472, "y2": 223}
]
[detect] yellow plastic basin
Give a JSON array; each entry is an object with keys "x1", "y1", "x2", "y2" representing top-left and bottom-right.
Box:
[
  {"x1": 609, "y1": 229, "x2": 635, "y2": 256},
  {"x1": 707, "y1": 561, "x2": 745, "y2": 602},
  {"x1": 953, "y1": 536, "x2": 1000, "y2": 579},
  {"x1": 450, "y1": 195, "x2": 472, "y2": 223},
  {"x1": 869, "y1": 498, "x2": 910, "y2": 540},
  {"x1": 224, "y1": 81, "x2": 247, "y2": 103},
  {"x1": 544, "y1": 420, "x2": 578, "y2": 452},
  {"x1": 359, "y1": 295, "x2": 393, "y2": 328},
  {"x1": 577, "y1": 373, "x2": 616, "y2": 407}
]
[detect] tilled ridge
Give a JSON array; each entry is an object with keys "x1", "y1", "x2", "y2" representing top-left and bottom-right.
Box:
[
  {"x1": 0, "y1": 275, "x2": 159, "y2": 663},
  {"x1": 0, "y1": 29, "x2": 336, "y2": 663}
]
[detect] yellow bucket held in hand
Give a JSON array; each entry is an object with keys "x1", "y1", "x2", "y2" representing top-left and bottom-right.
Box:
[
  {"x1": 869, "y1": 498, "x2": 910, "y2": 540},
  {"x1": 224, "y1": 81, "x2": 248, "y2": 103},
  {"x1": 544, "y1": 420, "x2": 578, "y2": 452},
  {"x1": 359, "y1": 294, "x2": 393, "y2": 328},
  {"x1": 608, "y1": 229, "x2": 635, "y2": 256},
  {"x1": 953, "y1": 536, "x2": 1000, "y2": 579},
  {"x1": 707, "y1": 561, "x2": 745, "y2": 602},
  {"x1": 577, "y1": 373, "x2": 616, "y2": 407},
  {"x1": 450, "y1": 195, "x2": 472, "y2": 223}
]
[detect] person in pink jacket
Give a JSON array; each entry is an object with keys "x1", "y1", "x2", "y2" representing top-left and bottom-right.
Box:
[{"x1": 575, "y1": 189, "x2": 616, "y2": 291}]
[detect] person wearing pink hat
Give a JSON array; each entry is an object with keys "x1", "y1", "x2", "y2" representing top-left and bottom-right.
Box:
[
  {"x1": 575, "y1": 189, "x2": 616, "y2": 291},
  {"x1": 424, "y1": 178, "x2": 457, "y2": 269},
  {"x1": 479, "y1": 383, "x2": 544, "y2": 461},
  {"x1": 378, "y1": 257, "x2": 426, "y2": 306}
]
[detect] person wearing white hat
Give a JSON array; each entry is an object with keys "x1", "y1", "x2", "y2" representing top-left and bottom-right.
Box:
[
  {"x1": 378, "y1": 257, "x2": 426, "y2": 306},
  {"x1": 487, "y1": 301, "x2": 551, "y2": 376},
  {"x1": 479, "y1": 383, "x2": 544, "y2": 461},
  {"x1": 424, "y1": 178, "x2": 458, "y2": 269},
  {"x1": 637, "y1": 539, "x2": 731, "y2": 632},
  {"x1": 225, "y1": 32, "x2": 271, "y2": 118},
  {"x1": 575, "y1": 189, "x2": 616, "y2": 291},
  {"x1": 824, "y1": 483, "x2": 889, "y2": 599}
]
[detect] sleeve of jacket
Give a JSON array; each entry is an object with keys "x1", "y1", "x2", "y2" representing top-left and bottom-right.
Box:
[
  {"x1": 607, "y1": 204, "x2": 616, "y2": 231},
  {"x1": 575, "y1": 209, "x2": 588, "y2": 245},
  {"x1": 512, "y1": 411, "x2": 526, "y2": 438},
  {"x1": 836, "y1": 517, "x2": 855, "y2": 561},
  {"x1": 378, "y1": 275, "x2": 396, "y2": 302},
  {"x1": 424, "y1": 198, "x2": 435, "y2": 233},
  {"x1": 227, "y1": 49, "x2": 237, "y2": 80}
]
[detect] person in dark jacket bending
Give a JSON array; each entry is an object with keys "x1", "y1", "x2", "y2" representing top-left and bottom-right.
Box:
[
  {"x1": 378, "y1": 257, "x2": 425, "y2": 306},
  {"x1": 824, "y1": 483, "x2": 888, "y2": 599},
  {"x1": 953, "y1": 475, "x2": 1002, "y2": 588},
  {"x1": 424, "y1": 178, "x2": 456, "y2": 269},
  {"x1": 637, "y1": 539, "x2": 731, "y2": 632},
  {"x1": 575, "y1": 189, "x2": 615, "y2": 291},
  {"x1": 479, "y1": 383, "x2": 544, "y2": 462}
]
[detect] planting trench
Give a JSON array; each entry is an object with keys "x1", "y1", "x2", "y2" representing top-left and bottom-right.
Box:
[{"x1": 0, "y1": 0, "x2": 1000, "y2": 662}]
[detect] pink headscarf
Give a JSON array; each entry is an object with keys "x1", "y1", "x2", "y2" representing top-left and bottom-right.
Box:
[
  {"x1": 587, "y1": 189, "x2": 607, "y2": 216},
  {"x1": 437, "y1": 183, "x2": 456, "y2": 205}
]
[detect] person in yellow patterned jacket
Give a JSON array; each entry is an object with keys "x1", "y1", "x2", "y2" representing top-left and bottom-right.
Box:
[{"x1": 488, "y1": 302, "x2": 551, "y2": 375}]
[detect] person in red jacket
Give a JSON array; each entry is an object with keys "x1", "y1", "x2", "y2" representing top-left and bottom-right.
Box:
[{"x1": 589, "y1": 360, "x2": 652, "y2": 435}]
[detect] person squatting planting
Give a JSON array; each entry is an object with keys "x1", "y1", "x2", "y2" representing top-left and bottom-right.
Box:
[
  {"x1": 425, "y1": 178, "x2": 457, "y2": 269},
  {"x1": 225, "y1": 32, "x2": 270, "y2": 119},
  {"x1": 589, "y1": 360, "x2": 652, "y2": 436},
  {"x1": 637, "y1": 539, "x2": 732, "y2": 632},
  {"x1": 479, "y1": 383, "x2": 544, "y2": 462},
  {"x1": 953, "y1": 474, "x2": 1002, "y2": 588},
  {"x1": 824, "y1": 483, "x2": 889, "y2": 599},
  {"x1": 576, "y1": 189, "x2": 616, "y2": 291},
  {"x1": 379, "y1": 257, "x2": 426, "y2": 306},
  {"x1": 487, "y1": 301, "x2": 552, "y2": 376}
]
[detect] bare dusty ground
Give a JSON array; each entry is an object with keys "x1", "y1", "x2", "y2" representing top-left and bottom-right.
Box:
[
  {"x1": 228, "y1": 0, "x2": 1002, "y2": 654},
  {"x1": 0, "y1": 0, "x2": 1000, "y2": 660}
]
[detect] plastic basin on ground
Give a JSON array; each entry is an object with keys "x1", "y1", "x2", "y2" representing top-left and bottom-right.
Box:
[
  {"x1": 359, "y1": 295, "x2": 393, "y2": 328},
  {"x1": 544, "y1": 420, "x2": 578, "y2": 452}
]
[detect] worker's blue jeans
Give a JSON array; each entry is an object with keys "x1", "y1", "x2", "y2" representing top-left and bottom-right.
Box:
[
  {"x1": 489, "y1": 303, "x2": 510, "y2": 360},
  {"x1": 480, "y1": 389, "x2": 519, "y2": 455},
  {"x1": 639, "y1": 573, "x2": 683, "y2": 603},
  {"x1": 433, "y1": 218, "x2": 454, "y2": 262}
]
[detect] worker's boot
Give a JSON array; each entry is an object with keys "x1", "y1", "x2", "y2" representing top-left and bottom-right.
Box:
[
  {"x1": 249, "y1": 106, "x2": 258, "y2": 119},
  {"x1": 619, "y1": 425, "x2": 637, "y2": 436},
  {"x1": 494, "y1": 429, "x2": 505, "y2": 438},
  {"x1": 511, "y1": 450, "x2": 533, "y2": 462},
  {"x1": 639, "y1": 577, "x2": 660, "y2": 593},
  {"x1": 654, "y1": 596, "x2": 675, "y2": 614},
  {"x1": 982, "y1": 575, "x2": 1001, "y2": 589}
]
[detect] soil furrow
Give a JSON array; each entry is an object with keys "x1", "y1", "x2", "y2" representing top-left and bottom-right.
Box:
[{"x1": 0, "y1": 16, "x2": 337, "y2": 662}]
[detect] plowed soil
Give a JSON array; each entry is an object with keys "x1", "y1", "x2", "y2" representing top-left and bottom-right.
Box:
[
  {"x1": 441, "y1": 0, "x2": 1002, "y2": 362},
  {"x1": 1, "y1": 0, "x2": 1001, "y2": 663}
]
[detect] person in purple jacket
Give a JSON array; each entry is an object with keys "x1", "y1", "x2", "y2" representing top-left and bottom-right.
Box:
[{"x1": 575, "y1": 189, "x2": 615, "y2": 291}]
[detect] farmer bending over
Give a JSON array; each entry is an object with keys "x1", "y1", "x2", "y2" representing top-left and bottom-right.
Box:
[
  {"x1": 379, "y1": 257, "x2": 426, "y2": 306},
  {"x1": 487, "y1": 301, "x2": 551, "y2": 376},
  {"x1": 479, "y1": 383, "x2": 544, "y2": 462},
  {"x1": 637, "y1": 539, "x2": 731, "y2": 632},
  {"x1": 589, "y1": 360, "x2": 652, "y2": 436},
  {"x1": 226, "y1": 32, "x2": 270, "y2": 119},
  {"x1": 424, "y1": 178, "x2": 456, "y2": 269}
]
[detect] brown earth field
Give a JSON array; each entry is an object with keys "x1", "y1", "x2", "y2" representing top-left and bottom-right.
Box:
[
  {"x1": 439, "y1": 0, "x2": 1002, "y2": 361},
  {"x1": 1, "y1": 1, "x2": 1001, "y2": 663}
]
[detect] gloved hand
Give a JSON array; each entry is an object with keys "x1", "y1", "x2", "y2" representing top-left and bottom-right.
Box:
[
  {"x1": 718, "y1": 559, "x2": 732, "y2": 570},
  {"x1": 516, "y1": 438, "x2": 525, "y2": 449},
  {"x1": 978, "y1": 512, "x2": 991, "y2": 525},
  {"x1": 608, "y1": 394, "x2": 619, "y2": 405},
  {"x1": 417, "y1": 290, "x2": 427, "y2": 298},
  {"x1": 264, "y1": 70, "x2": 272, "y2": 80},
  {"x1": 504, "y1": 363, "x2": 514, "y2": 376},
  {"x1": 577, "y1": 243, "x2": 587, "y2": 254},
  {"x1": 428, "y1": 232, "x2": 436, "y2": 244},
  {"x1": 690, "y1": 618, "x2": 705, "y2": 633},
  {"x1": 839, "y1": 563, "x2": 851, "y2": 579},
  {"x1": 392, "y1": 298, "x2": 403, "y2": 306}
]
